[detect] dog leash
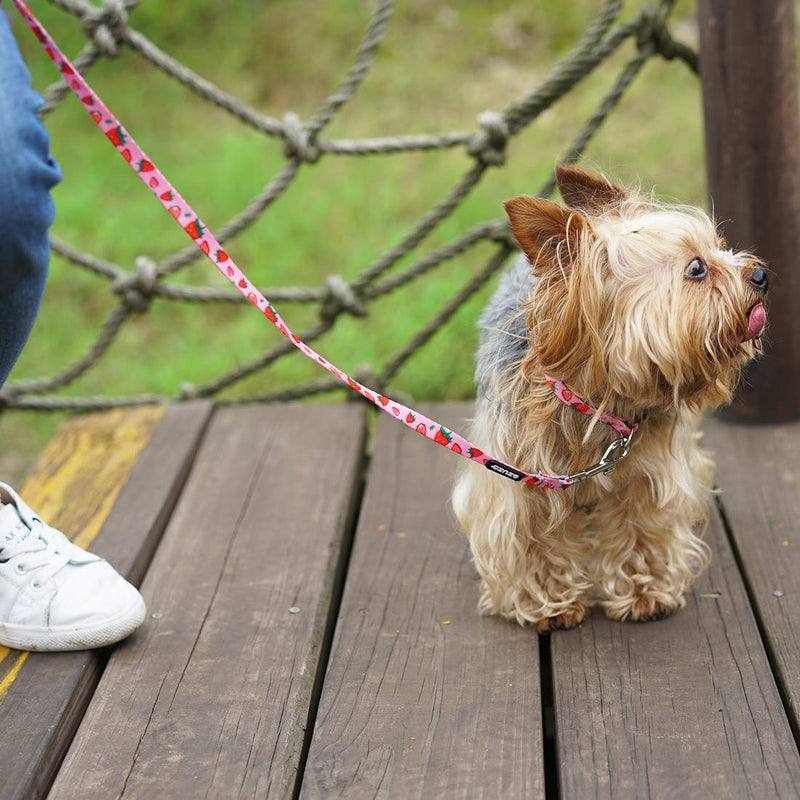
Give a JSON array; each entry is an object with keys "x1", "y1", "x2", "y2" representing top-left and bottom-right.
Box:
[{"x1": 13, "y1": 0, "x2": 637, "y2": 491}]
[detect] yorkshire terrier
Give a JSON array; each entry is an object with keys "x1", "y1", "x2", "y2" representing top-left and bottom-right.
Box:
[{"x1": 452, "y1": 166, "x2": 768, "y2": 632}]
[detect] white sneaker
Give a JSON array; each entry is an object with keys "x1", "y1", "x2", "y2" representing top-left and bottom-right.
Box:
[{"x1": 0, "y1": 483, "x2": 146, "y2": 651}]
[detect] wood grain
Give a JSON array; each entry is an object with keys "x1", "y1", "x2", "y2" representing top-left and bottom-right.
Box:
[
  {"x1": 699, "y1": 0, "x2": 800, "y2": 421},
  {"x1": 48, "y1": 403, "x2": 366, "y2": 800},
  {"x1": 18, "y1": 405, "x2": 166, "y2": 549},
  {"x1": 0, "y1": 402, "x2": 212, "y2": 800},
  {"x1": 302, "y1": 404, "x2": 545, "y2": 800},
  {"x1": 551, "y1": 508, "x2": 800, "y2": 798},
  {"x1": 704, "y1": 417, "x2": 800, "y2": 736}
]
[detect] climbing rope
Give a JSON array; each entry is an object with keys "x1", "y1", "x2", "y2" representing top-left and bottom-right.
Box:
[{"x1": 0, "y1": 0, "x2": 697, "y2": 411}]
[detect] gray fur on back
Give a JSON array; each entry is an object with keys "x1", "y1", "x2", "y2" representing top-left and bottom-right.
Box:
[{"x1": 475, "y1": 253, "x2": 536, "y2": 401}]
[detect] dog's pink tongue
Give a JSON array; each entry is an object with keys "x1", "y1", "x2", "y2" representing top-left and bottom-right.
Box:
[{"x1": 746, "y1": 303, "x2": 766, "y2": 340}]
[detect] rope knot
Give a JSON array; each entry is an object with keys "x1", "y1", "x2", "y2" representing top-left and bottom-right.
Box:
[
  {"x1": 113, "y1": 256, "x2": 158, "y2": 312},
  {"x1": 179, "y1": 382, "x2": 198, "y2": 400},
  {"x1": 638, "y1": 5, "x2": 676, "y2": 60},
  {"x1": 282, "y1": 113, "x2": 321, "y2": 164},
  {"x1": 82, "y1": 0, "x2": 128, "y2": 57},
  {"x1": 468, "y1": 111, "x2": 509, "y2": 166},
  {"x1": 319, "y1": 275, "x2": 367, "y2": 322}
]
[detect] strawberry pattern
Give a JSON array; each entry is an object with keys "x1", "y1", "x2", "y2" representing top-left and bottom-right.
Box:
[
  {"x1": 105, "y1": 125, "x2": 125, "y2": 147},
  {"x1": 545, "y1": 376, "x2": 638, "y2": 438},
  {"x1": 14, "y1": 0, "x2": 583, "y2": 492}
]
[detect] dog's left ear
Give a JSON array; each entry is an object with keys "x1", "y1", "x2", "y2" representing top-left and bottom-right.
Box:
[
  {"x1": 556, "y1": 165, "x2": 627, "y2": 213},
  {"x1": 503, "y1": 195, "x2": 586, "y2": 273}
]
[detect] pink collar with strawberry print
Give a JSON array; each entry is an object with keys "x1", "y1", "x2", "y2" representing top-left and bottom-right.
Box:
[
  {"x1": 545, "y1": 377, "x2": 638, "y2": 439},
  {"x1": 544, "y1": 376, "x2": 639, "y2": 486},
  {"x1": 13, "y1": 0, "x2": 637, "y2": 492}
]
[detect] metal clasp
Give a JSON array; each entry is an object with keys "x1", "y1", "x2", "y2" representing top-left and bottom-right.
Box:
[{"x1": 566, "y1": 429, "x2": 635, "y2": 484}]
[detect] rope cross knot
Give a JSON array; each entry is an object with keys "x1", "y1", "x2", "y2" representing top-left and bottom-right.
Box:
[
  {"x1": 638, "y1": 6, "x2": 677, "y2": 60},
  {"x1": 319, "y1": 275, "x2": 367, "y2": 322},
  {"x1": 82, "y1": 0, "x2": 128, "y2": 57},
  {"x1": 282, "y1": 113, "x2": 321, "y2": 164},
  {"x1": 112, "y1": 256, "x2": 158, "y2": 312},
  {"x1": 468, "y1": 111, "x2": 509, "y2": 167}
]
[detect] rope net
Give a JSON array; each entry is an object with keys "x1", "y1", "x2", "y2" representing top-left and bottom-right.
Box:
[{"x1": 1, "y1": 0, "x2": 698, "y2": 412}]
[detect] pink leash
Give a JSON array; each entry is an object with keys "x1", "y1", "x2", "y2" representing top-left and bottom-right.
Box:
[{"x1": 13, "y1": 0, "x2": 637, "y2": 490}]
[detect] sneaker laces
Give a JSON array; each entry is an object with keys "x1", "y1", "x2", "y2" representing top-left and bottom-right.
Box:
[{"x1": 0, "y1": 504, "x2": 71, "y2": 584}]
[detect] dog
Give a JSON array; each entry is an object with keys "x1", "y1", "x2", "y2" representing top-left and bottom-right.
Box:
[{"x1": 452, "y1": 166, "x2": 768, "y2": 632}]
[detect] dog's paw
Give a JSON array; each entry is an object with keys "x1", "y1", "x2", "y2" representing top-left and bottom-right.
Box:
[
  {"x1": 604, "y1": 591, "x2": 683, "y2": 623},
  {"x1": 535, "y1": 605, "x2": 586, "y2": 634}
]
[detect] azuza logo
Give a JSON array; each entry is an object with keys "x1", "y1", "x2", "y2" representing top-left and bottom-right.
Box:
[{"x1": 485, "y1": 460, "x2": 524, "y2": 481}]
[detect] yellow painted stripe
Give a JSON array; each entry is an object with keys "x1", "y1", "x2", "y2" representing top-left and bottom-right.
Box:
[
  {"x1": 21, "y1": 406, "x2": 165, "y2": 550},
  {"x1": 0, "y1": 406, "x2": 165, "y2": 703},
  {"x1": 0, "y1": 653, "x2": 29, "y2": 701}
]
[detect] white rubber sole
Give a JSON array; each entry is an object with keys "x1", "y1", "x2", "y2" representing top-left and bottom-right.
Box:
[{"x1": 0, "y1": 594, "x2": 146, "y2": 652}]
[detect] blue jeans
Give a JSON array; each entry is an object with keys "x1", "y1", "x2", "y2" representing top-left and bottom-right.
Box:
[{"x1": 0, "y1": 9, "x2": 62, "y2": 388}]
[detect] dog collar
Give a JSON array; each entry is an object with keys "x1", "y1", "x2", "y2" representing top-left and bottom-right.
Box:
[
  {"x1": 545, "y1": 376, "x2": 639, "y2": 484},
  {"x1": 545, "y1": 376, "x2": 638, "y2": 438}
]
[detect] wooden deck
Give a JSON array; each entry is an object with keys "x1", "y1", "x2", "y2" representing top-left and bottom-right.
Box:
[{"x1": 0, "y1": 402, "x2": 799, "y2": 799}]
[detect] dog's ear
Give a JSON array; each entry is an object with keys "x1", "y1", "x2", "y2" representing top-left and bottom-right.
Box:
[
  {"x1": 506, "y1": 195, "x2": 604, "y2": 375},
  {"x1": 555, "y1": 165, "x2": 627, "y2": 213},
  {"x1": 503, "y1": 196, "x2": 585, "y2": 273}
]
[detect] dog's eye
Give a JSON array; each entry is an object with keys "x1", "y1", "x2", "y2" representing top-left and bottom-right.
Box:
[{"x1": 685, "y1": 257, "x2": 707, "y2": 280}]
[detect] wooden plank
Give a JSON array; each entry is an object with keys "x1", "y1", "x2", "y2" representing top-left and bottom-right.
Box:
[
  {"x1": 49, "y1": 403, "x2": 366, "y2": 800},
  {"x1": 704, "y1": 417, "x2": 800, "y2": 735},
  {"x1": 699, "y1": 0, "x2": 800, "y2": 421},
  {"x1": 551, "y1": 508, "x2": 800, "y2": 798},
  {"x1": 0, "y1": 402, "x2": 212, "y2": 800},
  {"x1": 302, "y1": 404, "x2": 545, "y2": 800}
]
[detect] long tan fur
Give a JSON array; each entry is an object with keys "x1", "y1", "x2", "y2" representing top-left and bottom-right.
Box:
[{"x1": 453, "y1": 166, "x2": 767, "y2": 632}]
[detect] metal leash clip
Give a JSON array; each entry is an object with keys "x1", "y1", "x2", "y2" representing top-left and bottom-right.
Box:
[{"x1": 567, "y1": 428, "x2": 636, "y2": 484}]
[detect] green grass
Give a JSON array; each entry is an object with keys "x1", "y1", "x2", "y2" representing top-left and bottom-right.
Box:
[{"x1": 1, "y1": 0, "x2": 703, "y2": 482}]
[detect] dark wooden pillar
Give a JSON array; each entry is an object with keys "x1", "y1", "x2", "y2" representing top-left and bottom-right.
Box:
[{"x1": 699, "y1": 0, "x2": 800, "y2": 423}]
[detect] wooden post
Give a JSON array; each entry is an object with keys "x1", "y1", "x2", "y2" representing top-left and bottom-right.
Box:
[{"x1": 699, "y1": 0, "x2": 800, "y2": 423}]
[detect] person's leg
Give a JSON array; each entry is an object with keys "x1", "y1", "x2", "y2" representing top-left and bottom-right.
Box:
[
  {"x1": 0, "y1": 8, "x2": 62, "y2": 387},
  {"x1": 0, "y1": 13, "x2": 146, "y2": 650}
]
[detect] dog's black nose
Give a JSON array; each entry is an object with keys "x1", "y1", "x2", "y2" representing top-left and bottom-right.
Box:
[{"x1": 749, "y1": 267, "x2": 768, "y2": 292}]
